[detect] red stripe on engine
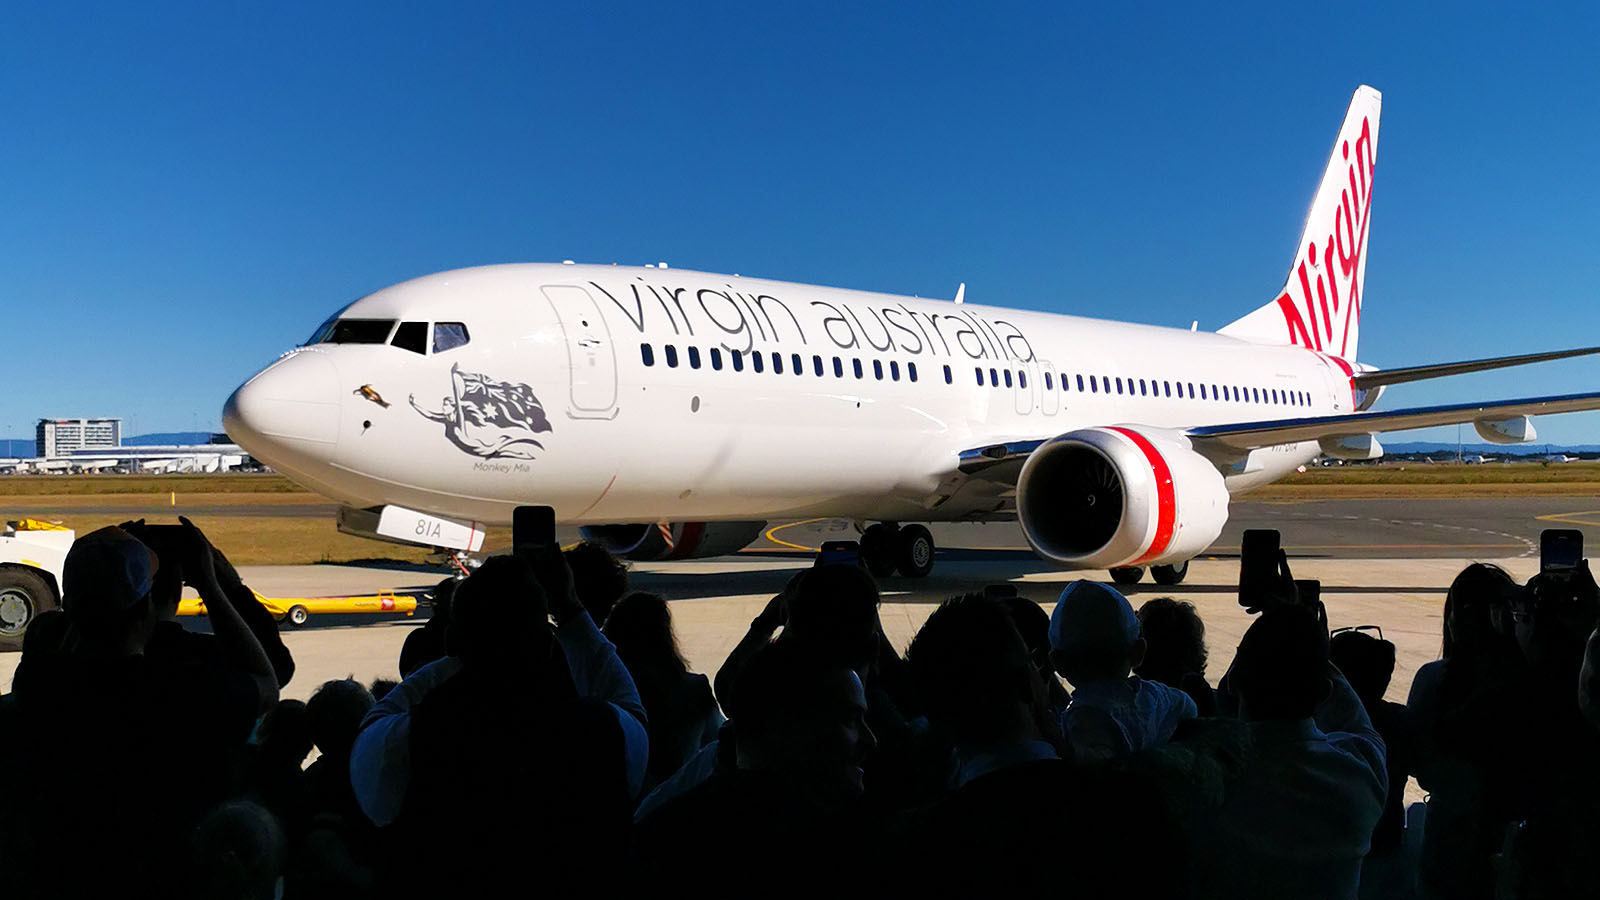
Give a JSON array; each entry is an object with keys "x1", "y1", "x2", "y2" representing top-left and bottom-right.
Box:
[
  {"x1": 665, "y1": 521, "x2": 706, "y2": 560},
  {"x1": 1108, "y1": 427, "x2": 1176, "y2": 565}
]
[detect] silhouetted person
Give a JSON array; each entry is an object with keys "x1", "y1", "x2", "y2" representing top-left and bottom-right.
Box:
[
  {"x1": 632, "y1": 639, "x2": 876, "y2": 892},
  {"x1": 351, "y1": 553, "x2": 645, "y2": 898},
  {"x1": 187, "y1": 801, "x2": 286, "y2": 900},
  {"x1": 397, "y1": 577, "x2": 456, "y2": 678},
  {"x1": 1407, "y1": 563, "x2": 1528, "y2": 900},
  {"x1": 1197, "y1": 606, "x2": 1386, "y2": 900},
  {"x1": 999, "y1": 593, "x2": 1072, "y2": 715},
  {"x1": 565, "y1": 539, "x2": 629, "y2": 627},
  {"x1": 1136, "y1": 595, "x2": 1216, "y2": 716},
  {"x1": 1, "y1": 521, "x2": 274, "y2": 899},
  {"x1": 248, "y1": 698, "x2": 311, "y2": 818},
  {"x1": 1330, "y1": 628, "x2": 1416, "y2": 898},
  {"x1": 604, "y1": 591, "x2": 722, "y2": 790},
  {"x1": 1050, "y1": 581, "x2": 1196, "y2": 760}
]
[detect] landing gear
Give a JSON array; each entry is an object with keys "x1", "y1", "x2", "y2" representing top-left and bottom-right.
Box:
[
  {"x1": 858, "y1": 522, "x2": 937, "y2": 579},
  {"x1": 1108, "y1": 566, "x2": 1144, "y2": 586},
  {"x1": 896, "y1": 525, "x2": 935, "y2": 578},
  {"x1": 860, "y1": 523, "x2": 900, "y2": 577},
  {"x1": 1151, "y1": 561, "x2": 1189, "y2": 585}
]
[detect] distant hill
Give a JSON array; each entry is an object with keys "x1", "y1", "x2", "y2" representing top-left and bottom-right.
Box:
[
  {"x1": 1384, "y1": 441, "x2": 1600, "y2": 457},
  {"x1": 124, "y1": 432, "x2": 227, "y2": 446}
]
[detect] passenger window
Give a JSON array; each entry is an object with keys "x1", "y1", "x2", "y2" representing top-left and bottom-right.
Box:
[
  {"x1": 989, "y1": 368, "x2": 999, "y2": 387},
  {"x1": 814, "y1": 355, "x2": 824, "y2": 376},
  {"x1": 1077, "y1": 375, "x2": 1085, "y2": 391},
  {"x1": 1139, "y1": 379, "x2": 1147, "y2": 396},
  {"x1": 731, "y1": 350, "x2": 744, "y2": 372},
  {"x1": 1115, "y1": 378, "x2": 1123, "y2": 394},
  {"x1": 1003, "y1": 370, "x2": 1013, "y2": 388},
  {"x1": 771, "y1": 352, "x2": 783, "y2": 374},
  {"x1": 853, "y1": 358, "x2": 864, "y2": 379},
  {"x1": 1090, "y1": 377, "x2": 1098, "y2": 394},
  {"x1": 329, "y1": 318, "x2": 398, "y2": 344},
  {"x1": 944, "y1": 365, "x2": 953, "y2": 384},
  {"x1": 975, "y1": 367, "x2": 984, "y2": 386},
  {"x1": 711, "y1": 348, "x2": 723, "y2": 370},
  {"x1": 1045, "y1": 373, "x2": 1054, "y2": 391},
  {"x1": 908, "y1": 362, "x2": 917, "y2": 382},
  {"x1": 834, "y1": 357, "x2": 844, "y2": 377},
  {"x1": 433, "y1": 322, "x2": 470, "y2": 353},
  {"x1": 391, "y1": 321, "x2": 428, "y2": 355},
  {"x1": 1018, "y1": 371, "x2": 1026, "y2": 389},
  {"x1": 1102, "y1": 376, "x2": 1111, "y2": 393},
  {"x1": 890, "y1": 361, "x2": 900, "y2": 381},
  {"x1": 665, "y1": 345, "x2": 679, "y2": 368},
  {"x1": 1163, "y1": 381, "x2": 1171, "y2": 397},
  {"x1": 873, "y1": 360, "x2": 883, "y2": 380},
  {"x1": 688, "y1": 347, "x2": 702, "y2": 369},
  {"x1": 792, "y1": 353, "x2": 803, "y2": 376},
  {"x1": 752, "y1": 352, "x2": 764, "y2": 373},
  {"x1": 640, "y1": 343, "x2": 655, "y2": 367},
  {"x1": 1200, "y1": 385, "x2": 1208, "y2": 399}
]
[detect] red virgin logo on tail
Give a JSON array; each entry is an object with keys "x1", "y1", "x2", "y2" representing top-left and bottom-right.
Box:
[{"x1": 1277, "y1": 115, "x2": 1375, "y2": 358}]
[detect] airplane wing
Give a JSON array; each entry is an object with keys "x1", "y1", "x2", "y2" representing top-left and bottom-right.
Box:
[
  {"x1": 1186, "y1": 390, "x2": 1600, "y2": 452},
  {"x1": 1352, "y1": 346, "x2": 1600, "y2": 390},
  {"x1": 954, "y1": 389, "x2": 1600, "y2": 482}
]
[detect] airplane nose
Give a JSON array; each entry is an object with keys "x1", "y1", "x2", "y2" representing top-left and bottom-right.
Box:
[{"x1": 222, "y1": 352, "x2": 343, "y2": 464}]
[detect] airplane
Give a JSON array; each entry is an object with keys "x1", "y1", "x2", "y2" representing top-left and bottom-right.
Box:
[{"x1": 222, "y1": 85, "x2": 1600, "y2": 586}]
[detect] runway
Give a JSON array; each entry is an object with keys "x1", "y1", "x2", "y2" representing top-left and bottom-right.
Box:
[{"x1": 10, "y1": 496, "x2": 1600, "y2": 559}]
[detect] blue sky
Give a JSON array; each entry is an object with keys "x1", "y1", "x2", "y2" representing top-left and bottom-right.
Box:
[{"x1": 2, "y1": 2, "x2": 1597, "y2": 445}]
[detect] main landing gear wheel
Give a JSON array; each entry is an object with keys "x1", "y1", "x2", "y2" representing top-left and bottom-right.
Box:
[
  {"x1": 895, "y1": 525, "x2": 935, "y2": 578},
  {"x1": 0, "y1": 568, "x2": 55, "y2": 652},
  {"x1": 1151, "y1": 561, "x2": 1189, "y2": 585},
  {"x1": 1108, "y1": 566, "x2": 1144, "y2": 586},
  {"x1": 859, "y1": 523, "x2": 900, "y2": 578}
]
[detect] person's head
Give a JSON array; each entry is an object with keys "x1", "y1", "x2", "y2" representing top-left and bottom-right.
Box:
[
  {"x1": 446, "y1": 555, "x2": 552, "y2": 669},
  {"x1": 998, "y1": 594, "x2": 1053, "y2": 676},
  {"x1": 783, "y1": 563, "x2": 883, "y2": 675},
  {"x1": 1443, "y1": 563, "x2": 1517, "y2": 658},
  {"x1": 189, "y1": 801, "x2": 286, "y2": 900},
  {"x1": 1231, "y1": 606, "x2": 1331, "y2": 722},
  {"x1": 254, "y1": 699, "x2": 313, "y2": 768},
  {"x1": 1048, "y1": 581, "x2": 1143, "y2": 687},
  {"x1": 369, "y1": 678, "x2": 399, "y2": 701},
  {"x1": 1329, "y1": 629, "x2": 1396, "y2": 706},
  {"x1": 60, "y1": 526, "x2": 160, "y2": 650},
  {"x1": 727, "y1": 639, "x2": 875, "y2": 806},
  {"x1": 306, "y1": 678, "x2": 375, "y2": 760},
  {"x1": 563, "y1": 541, "x2": 629, "y2": 626},
  {"x1": 1134, "y1": 597, "x2": 1208, "y2": 688},
  {"x1": 908, "y1": 595, "x2": 1041, "y2": 750},
  {"x1": 602, "y1": 591, "x2": 686, "y2": 674}
]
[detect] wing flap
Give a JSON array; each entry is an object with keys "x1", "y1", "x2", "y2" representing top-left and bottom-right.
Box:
[{"x1": 1187, "y1": 390, "x2": 1600, "y2": 451}]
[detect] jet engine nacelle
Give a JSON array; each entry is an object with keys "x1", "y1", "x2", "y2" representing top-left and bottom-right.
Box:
[
  {"x1": 1016, "y1": 426, "x2": 1229, "y2": 569},
  {"x1": 580, "y1": 521, "x2": 768, "y2": 561}
]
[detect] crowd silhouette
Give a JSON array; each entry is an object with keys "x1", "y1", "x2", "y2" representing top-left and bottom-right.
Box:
[{"x1": 3, "y1": 518, "x2": 1600, "y2": 898}]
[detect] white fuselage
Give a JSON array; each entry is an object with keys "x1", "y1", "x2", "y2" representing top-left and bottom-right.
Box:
[{"x1": 224, "y1": 263, "x2": 1356, "y2": 527}]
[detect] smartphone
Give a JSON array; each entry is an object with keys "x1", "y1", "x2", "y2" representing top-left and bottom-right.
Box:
[
  {"x1": 129, "y1": 523, "x2": 187, "y2": 564},
  {"x1": 1239, "y1": 528, "x2": 1282, "y2": 610},
  {"x1": 816, "y1": 540, "x2": 861, "y2": 567},
  {"x1": 1540, "y1": 529, "x2": 1583, "y2": 573},
  {"x1": 512, "y1": 505, "x2": 556, "y2": 556},
  {"x1": 1294, "y1": 579, "x2": 1321, "y2": 608}
]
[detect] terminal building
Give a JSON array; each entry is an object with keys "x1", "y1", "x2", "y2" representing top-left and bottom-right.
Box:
[{"x1": 36, "y1": 417, "x2": 122, "y2": 457}]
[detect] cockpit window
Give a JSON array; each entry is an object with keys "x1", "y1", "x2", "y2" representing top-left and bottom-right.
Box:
[
  {"x1": 324, "y1": 319, "x2": 397, "y2": 344},
  {"x1": 391, "y1": 321, "x2": 428, "y2": 355},
  {"x1": 433, "y1": 322, "x2": 470, "y2": 353},
  {"x1": 304, "y1": 315, "x2": 339, "y2": 346}
]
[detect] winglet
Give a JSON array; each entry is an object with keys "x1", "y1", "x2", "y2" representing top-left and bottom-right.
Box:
[{"x1": 954, "y1": 283, "x2": 965, "y2": 305}]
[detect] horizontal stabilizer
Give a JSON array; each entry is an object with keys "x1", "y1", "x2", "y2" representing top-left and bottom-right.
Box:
[
  {"x1": 1353, "y1": 346, "x2": 1600, "y2": 390},
  {"x1": 1187, "y1": 390, "x2": 1600, "y2": 452}
]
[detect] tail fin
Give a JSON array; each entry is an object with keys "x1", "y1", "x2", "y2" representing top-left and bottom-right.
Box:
[{"x1": 1219, "y1": 85, "x2": 1381, "y2": 361}]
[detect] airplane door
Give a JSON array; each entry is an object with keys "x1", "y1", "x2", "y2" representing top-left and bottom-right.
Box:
[
  {"x1": 540, "y1": 285, "x2": 618, "y2": 418},
  {"x1": 1041, "y1": 361, "x2": 1060, "y2": 415},
  {"x1": 1014, "y1": 361, "x2": 1036, "y2": 415}
]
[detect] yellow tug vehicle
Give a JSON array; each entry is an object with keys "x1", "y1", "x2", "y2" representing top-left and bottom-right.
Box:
[{"x1": 179, "y1": 590, "x2": 418, "y2": 627}]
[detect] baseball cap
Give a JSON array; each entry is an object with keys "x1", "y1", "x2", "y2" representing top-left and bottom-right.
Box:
[
  {"x1": 1049, "y1": 580, "x2": 1140, "y2": 652},
  {"x1": 61, "y1": 526, "x2": 156, "y2": 625}
]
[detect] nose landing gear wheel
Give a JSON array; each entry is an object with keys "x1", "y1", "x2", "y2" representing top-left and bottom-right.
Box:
[
  {"x1": 859, "y1": 523, "x2": 901, "y2": 578},
  {"x1": 896, "y1": 525, "x2": 935, "y2": 578},
  {"x1": 1108, "y1": 566, "x2": 1144, "y2": 586},
  {"x1": 1151, "y1": 561, "x2": 1189, "y2": 585}
]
